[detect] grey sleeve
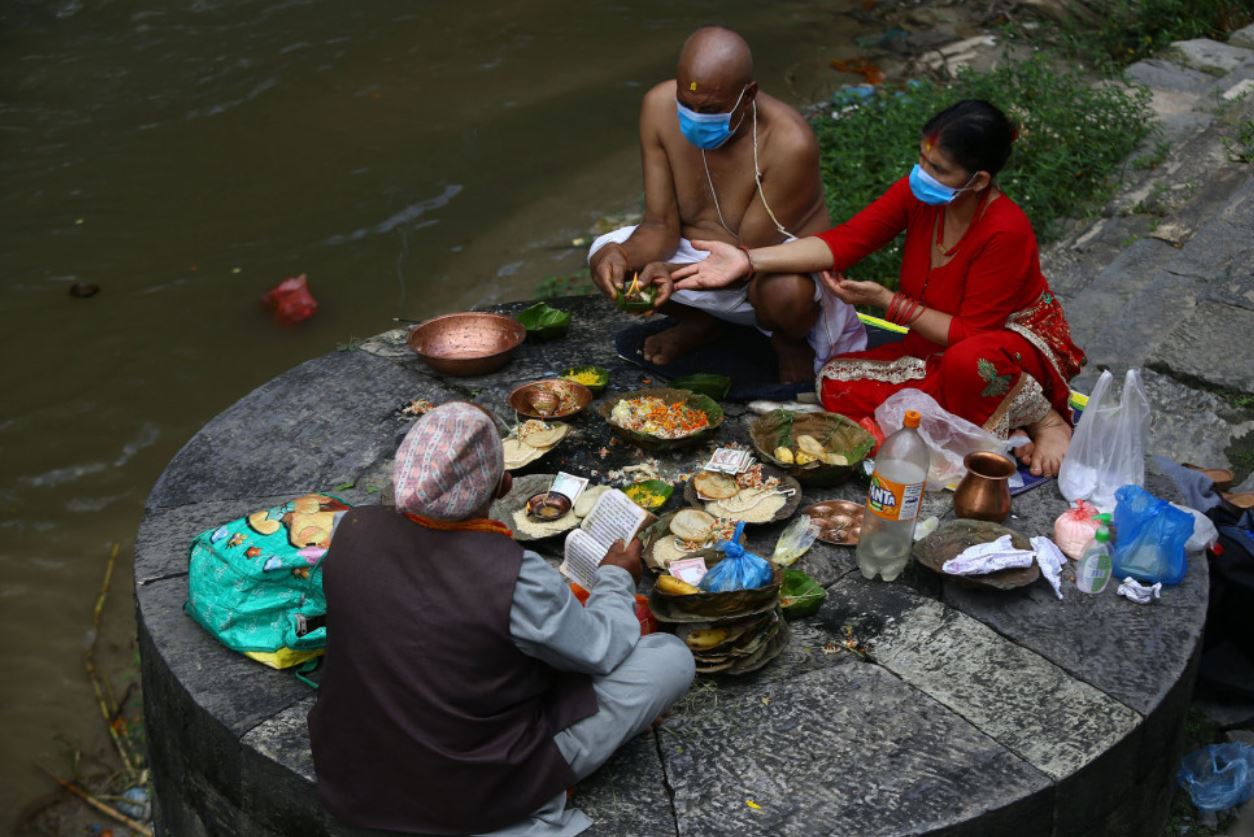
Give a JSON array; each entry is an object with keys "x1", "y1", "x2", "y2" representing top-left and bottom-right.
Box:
[{"x1": 509, "y1": 550, "x2": 641, "y2": 676}]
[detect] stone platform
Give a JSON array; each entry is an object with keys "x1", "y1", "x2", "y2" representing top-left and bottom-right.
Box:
[{"x1": 137, "y1": 296, "x2": 1207, "y2": 836}]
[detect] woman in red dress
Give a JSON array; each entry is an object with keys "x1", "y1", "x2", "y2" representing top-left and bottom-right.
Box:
[{"x1": 670, "y1": 100, "x2": 1084, "y2": 477}]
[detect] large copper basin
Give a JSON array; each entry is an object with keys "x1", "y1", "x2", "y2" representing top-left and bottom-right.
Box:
[{"x1": 407, "y1": 312, "x2": 525, "y2": 377}]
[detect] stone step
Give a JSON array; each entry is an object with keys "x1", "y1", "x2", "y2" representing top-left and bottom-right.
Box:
[
  {"x1": 1233, "y1": 23, "x2": 1254, "y2": 51},
  {"x1": 1168, "y1": 37, "x2": 1254, "y2": 76}
]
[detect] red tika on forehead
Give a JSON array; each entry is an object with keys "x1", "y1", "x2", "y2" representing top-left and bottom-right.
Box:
[{"x1": 923, "y1": 133, "x2": 939, "y2": 152}]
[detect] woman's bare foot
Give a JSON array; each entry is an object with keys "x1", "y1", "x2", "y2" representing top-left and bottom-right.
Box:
[
  {"x1": 771, "y1": 333, "x2": 816, "y2": 385},
  {"x1": 1016, "y1": 409, "x2": 1072, "y2": 477},
  {"x1": 642, "y1": 312, "x2": 719, "y2": 366}
]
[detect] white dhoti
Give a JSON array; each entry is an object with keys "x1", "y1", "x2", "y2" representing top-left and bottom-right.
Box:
[{"x1": 589, "y1": 225, "x2": 867, "y2": 371}]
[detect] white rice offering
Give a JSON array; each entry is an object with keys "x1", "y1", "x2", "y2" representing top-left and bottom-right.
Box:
[
  {"x1": 512, "y1": 508, "x2": 578, "y2": 538},
  {"x1": 706, "y1": 488, "x2": 787, "y2": 523}
]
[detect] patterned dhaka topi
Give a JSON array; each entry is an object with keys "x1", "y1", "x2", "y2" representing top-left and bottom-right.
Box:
[{"x1": 393, "y1": 403, "x2": 504, "y2": 521}]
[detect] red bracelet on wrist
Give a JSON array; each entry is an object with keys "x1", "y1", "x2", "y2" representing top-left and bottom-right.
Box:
[{"x1": 886, "y1": 292, "x2": 905, "y2": 324}]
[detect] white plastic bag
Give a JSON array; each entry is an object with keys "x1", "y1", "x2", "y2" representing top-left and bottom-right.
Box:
[
  {"x1": 874, "y1": 389, "x2": 1020, "y2": 490},
  {"x1": 1058, "y1": 369, "x2": 1150, "y2": 511}
]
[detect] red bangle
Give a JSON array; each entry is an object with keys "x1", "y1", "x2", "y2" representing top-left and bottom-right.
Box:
[
  {"x1": 888, "y1": 292, "x2": 910, "y2": 325},
  {"x1": 886, "y1": 292, "x2": 900, "y2": 323}
]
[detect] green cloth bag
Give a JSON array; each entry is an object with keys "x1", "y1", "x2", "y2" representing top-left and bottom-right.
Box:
[{"x1": 185, "y1": 493, "x2": 350, "y2": 669}]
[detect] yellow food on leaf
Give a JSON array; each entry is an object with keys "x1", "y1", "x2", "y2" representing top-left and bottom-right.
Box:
[
  {"x1": 774, "y1": 446, "x2": 795, "y2": 464},
  {"x1": 797, "y1": 435, "x2": 826, "y2": 457},
  {"x1": 655, "y1": 575, "x2": 701, "y2": 596},
  {"x1": 821, "y1": 452, "x2": 849, "y2": 466},
  {"x1": 685, "y1": 627, "x2": 730, "y2": 650},
  {"x1": 795, "y1": 451, "x2": 817, "y2": 465}
]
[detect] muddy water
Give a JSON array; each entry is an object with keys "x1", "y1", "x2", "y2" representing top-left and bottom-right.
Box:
[{"x1": 0, "y1": 0, "x2": 871, "y2": 822}]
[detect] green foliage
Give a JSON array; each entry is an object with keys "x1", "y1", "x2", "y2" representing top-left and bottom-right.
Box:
[
  {"x1": 1133, "y1": 141, "x2": 1172, "y2": 171},
  {"x1": 1224, "y1": 118, "x2": 1254, "y2": 163},
  {"x1": 1054, "y1": 0, "x2": 1252, "y2": 69},
  {"x1": 534, "y1": 273, "x2": 595, "y2": 299},
  {"x1": 811, "y1": 56, "x2": 1153, "y2": 286}
]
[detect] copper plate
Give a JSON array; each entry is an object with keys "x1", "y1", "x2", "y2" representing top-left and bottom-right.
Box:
[
  {"x1": 407, "y1": 312, "x2": 526, "y2": 377},
  {"x1": 508, "y1": 379, "x2": 594, "y2": 419},
  {"x1": 803, "y1": 499, "x2": 865, "y2": 546}
]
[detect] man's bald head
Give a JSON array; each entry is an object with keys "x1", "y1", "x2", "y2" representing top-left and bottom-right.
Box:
[{"x1": 678, "y1": 26, "x2": 754, "y2": 96}]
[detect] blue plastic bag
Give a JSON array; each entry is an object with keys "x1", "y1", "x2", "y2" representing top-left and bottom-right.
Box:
[
  {"x1": 1111, "y1": 484, "x2": 1192, "y2": 586},
  {"x1": 700, "y1": 522, "x2": 774, "y2": 592},
  {"x1": 1178, "y1": 742, "x2": 1254, "y2": 812}
]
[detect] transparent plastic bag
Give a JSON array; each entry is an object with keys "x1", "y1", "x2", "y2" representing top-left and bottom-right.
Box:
[
  {"x1": 1111, "y1": 484, "x2": 1193, "y2": 586},
  {"x1": 771, "y1": 516, "x2": 819, "y2": 567},
  {"x1": 1178, "y1": 742, "x2": 1254, "y2": 812},
  {"x1": 1058, "y1": 369, "x2": 1150, "y2": 510},
  {"x1": 874, "y1": 389, "x2": 1019, "y2": 490}
]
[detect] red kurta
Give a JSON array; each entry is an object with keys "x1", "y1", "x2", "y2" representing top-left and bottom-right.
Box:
[{"x1": 815, "y1": 177, "x2": 1085, "y2": 436}]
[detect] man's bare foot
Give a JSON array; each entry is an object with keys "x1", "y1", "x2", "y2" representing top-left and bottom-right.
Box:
[
  {"x1": 1016, "y1": 409, "x2": 1072, "y2": 477},
  {"x1": 642, "y1": 313, "x2": 719, "y2": 366},
  {"x1": 771, "y1": 333, "x2": 816, "y2": 385}
]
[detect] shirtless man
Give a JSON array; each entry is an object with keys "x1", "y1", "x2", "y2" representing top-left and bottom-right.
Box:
[{"x1": 587, "y1": 26, "x2": 864, "y2": 384}]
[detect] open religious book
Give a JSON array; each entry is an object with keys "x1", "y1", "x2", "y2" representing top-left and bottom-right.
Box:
[{"x1": 560, "y1": 489, "x2": 653, "y2": 591}]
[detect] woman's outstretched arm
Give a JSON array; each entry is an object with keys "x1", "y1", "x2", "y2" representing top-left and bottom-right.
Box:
[{"x1": 670, "y1": 236, "x2": 834, "y2": 290}]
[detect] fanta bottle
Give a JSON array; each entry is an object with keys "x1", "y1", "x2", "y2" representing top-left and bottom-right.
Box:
[{"x1": 856, "y1": 410, "x2": 929, "y2": 581}]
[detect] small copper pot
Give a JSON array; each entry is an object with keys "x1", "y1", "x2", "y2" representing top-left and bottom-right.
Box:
[{"x1": 953, "y1": 451, "x2": 1015, "y2": 523}]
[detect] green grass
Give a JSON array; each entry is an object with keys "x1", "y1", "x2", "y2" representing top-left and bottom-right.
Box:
[
  {"x1": 1052, "y1": 0, "x2": 1252, "y2": 70},
  {"x1": 811, "y1": 55, "x2": 1153, "y2": 287},
  {"x1": 1224, "y1": 118, "x2": 1254, "y2": 163}
]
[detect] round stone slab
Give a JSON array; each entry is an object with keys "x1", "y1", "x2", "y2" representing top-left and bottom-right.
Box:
[{"x1": 136, "y1": 297, "x2": 1207, "y2": 837}]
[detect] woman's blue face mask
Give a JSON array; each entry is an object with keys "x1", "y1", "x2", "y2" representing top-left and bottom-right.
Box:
[
  {"x1": 676, "y1": 86, "x2": 748, "y2": 150},
  {"x1": 909, "y1": 163, "x2": 977, "y2": 205}
]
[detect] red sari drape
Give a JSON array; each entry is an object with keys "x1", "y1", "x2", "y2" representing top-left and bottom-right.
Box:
[{"x1": 815, "y1": 177, "x2": 1085, "y2": 437}]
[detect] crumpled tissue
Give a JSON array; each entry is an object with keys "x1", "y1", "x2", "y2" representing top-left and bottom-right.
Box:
[
  {"x1": 942, "y1": 535, "x2": 1034, "y2": 575},
  {"x1": 1117, "y1": 576, "x2": 1162, "y2": 604},
  {"x1": 1030, "y1": 536, "x2": 1067, "y2": 600},
  {"x1": 942, "y1": 534, "x2": 1068, "y2": 600}
]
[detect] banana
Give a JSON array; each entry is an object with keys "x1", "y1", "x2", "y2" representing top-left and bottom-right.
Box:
[
  {"x1": 685, "y1": 627, "x2": 730, "y2": 650},
  {"x1": 655, "y1": 575, "x2": 701, "y2": 596},
  {"x1": 774, "y1": 446, "x2": 794, "y2": 464}
]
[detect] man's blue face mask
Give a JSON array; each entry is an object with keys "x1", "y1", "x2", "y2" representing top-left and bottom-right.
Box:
[
  {"x1": 676, "y1": 86, "x2": 748, "y2": 150},
  {"x1": 908, "y1": 163, "x2": 977, "y2": 205}
]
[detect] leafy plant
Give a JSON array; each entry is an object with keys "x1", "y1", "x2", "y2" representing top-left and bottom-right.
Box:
[
  {"x1": 1050, "y1": 0, "x2": 1252, "y2": 70},
  {"x1": 811, "y1": 55, "x2": 1153, "y2": 288},
  {"x1": 534, "y1": 273, "x2": 595, "y2": 299},
  {"x1": 1223, "y1": 118, "x2": 1254, "y2": 163}
]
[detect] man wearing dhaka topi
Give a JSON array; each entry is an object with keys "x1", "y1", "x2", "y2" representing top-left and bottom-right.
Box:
[{"x1": 587, "y1": 26, "x2": 865, "y2": 384}]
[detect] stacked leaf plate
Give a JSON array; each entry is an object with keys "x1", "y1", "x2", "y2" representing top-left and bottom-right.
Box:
[{"x1": 649, "y1": 572, "x2": 789, "y2": 675}]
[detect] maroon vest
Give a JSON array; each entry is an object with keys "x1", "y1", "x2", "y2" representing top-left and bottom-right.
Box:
[{"x1": 307, "y1": 506, "x2": 596, "y2": 834}]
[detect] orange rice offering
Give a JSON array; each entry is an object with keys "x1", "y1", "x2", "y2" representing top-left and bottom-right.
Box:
[{"x1": 609, "y1": 396, "x2": 711, "y2": 440}]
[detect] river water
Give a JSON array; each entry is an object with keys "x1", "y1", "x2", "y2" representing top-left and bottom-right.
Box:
[{"x1": 0, "y1": 0, "x2": 871, "y2": 823}]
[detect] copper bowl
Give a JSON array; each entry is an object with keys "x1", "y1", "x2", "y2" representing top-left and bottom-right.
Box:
[
  {"x1": 407, "y1": 312, "x2": 526, "y2": 377},
  {"x1": 525, "y1": 491, "x2": 572, "y2": 521},
  {"x1": 508, "y1": 379, "x2": 593, "y2": 419}
]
